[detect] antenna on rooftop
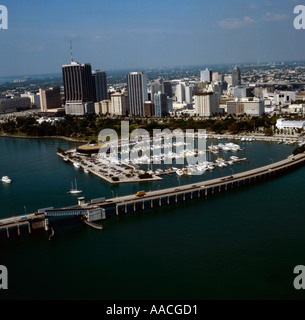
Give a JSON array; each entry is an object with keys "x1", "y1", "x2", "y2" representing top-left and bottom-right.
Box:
[{"x1": 70, "y1": 40, "x2": 74, "y2": 63}]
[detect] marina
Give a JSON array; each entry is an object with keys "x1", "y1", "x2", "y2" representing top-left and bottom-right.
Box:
[{"x1": 57, "y1": 137, "x2": 248, "y2": 184}]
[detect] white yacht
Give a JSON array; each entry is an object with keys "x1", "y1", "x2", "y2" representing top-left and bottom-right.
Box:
[
  {"x1": 2, "y1": 176, "x2": 11, "y2": 183},
  {"x1": 73, "y1": 162, "x2": 81, "y2": 168},
  {"x1": 176, "y1": 169, "x2": 184, "y2": 176}
]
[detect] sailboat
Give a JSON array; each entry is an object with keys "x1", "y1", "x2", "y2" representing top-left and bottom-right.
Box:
[{"x1": 68, "y1": 179, "x2": 82, "y2": 194}]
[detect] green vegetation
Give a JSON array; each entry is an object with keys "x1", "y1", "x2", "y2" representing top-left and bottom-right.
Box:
[{"x1": 0, "y1": 114, "x2": 285, "y2": 140}]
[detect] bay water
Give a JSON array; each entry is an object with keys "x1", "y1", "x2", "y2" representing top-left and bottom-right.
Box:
[{"x1": 1, "y1": 137, "x2": 305, "y2": 300}]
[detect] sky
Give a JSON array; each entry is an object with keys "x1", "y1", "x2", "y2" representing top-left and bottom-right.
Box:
[{"x1": 0, "y1": 0, "x2": 305, "y2": 76}]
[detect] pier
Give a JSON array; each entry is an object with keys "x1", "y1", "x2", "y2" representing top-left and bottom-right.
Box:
[{"x1": 1, "y1": 152, "x2": 305, "y2": 236}]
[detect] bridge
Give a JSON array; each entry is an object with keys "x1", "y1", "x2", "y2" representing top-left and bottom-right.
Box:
[
  {"x1": 105, "y1": 153, "x2": 305, "y2": 216},
  {"x1": 1, "y1": 152, "x2": 305, "y2": 237}
]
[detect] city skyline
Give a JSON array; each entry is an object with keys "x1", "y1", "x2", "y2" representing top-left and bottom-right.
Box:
[{"x1": 0, "y1": 0, "x2": 305, "y2": 77}]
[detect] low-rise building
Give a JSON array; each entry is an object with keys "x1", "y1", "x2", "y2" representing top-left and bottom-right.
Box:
[
  {"x1": 276, "y1": 118, "x2": 305, "y2": 130},
  {"x1": 0, "y1": 97, "x2": 31, "y2": 114},
  {"x1": 226, "y1": 98, "x2": 264, "y2": 116}
]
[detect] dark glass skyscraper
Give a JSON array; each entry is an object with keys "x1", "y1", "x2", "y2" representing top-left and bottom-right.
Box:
[
  {"x1": 92, "y1": 71, "x2": 108, "y2": 102},
  {"x1": 62, "y1": 61, "x2": 95, "y2": 115},
  {"x1": 126, "y1": 72, "x2": 148, "y2": 117}
]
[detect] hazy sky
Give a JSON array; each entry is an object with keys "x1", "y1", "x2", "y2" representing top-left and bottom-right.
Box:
[{"x1": 0, "y1": 0, "x2": 305, "y2": 76}]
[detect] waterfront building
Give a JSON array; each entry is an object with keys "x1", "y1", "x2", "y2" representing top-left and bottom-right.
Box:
[
  {"x1": 0, "y1": 97, "x2": 31, "y2": 113},
  {"x1": 21, "y1": 92, "x2": 41, "y2": 108},
  {"x1": 226, "y1": 98, "x2": 264, "y2": 116},
  {"x1": 276, "y1": 118, "x2": 305, "y2": 130},
  {"x1": 194, "y1": 91, "x2": 219, "y2": 116},
  {"x1": 111, "y1": 92, "x2": 128, "y2": 116},
  {"x1": 127, "y1": 72, "x2": 148, "y2": 117},
  {"x1": 39, "y1": 87, "x2": 62, "y2": 111},
  {"x1": 62, "y1": 61, "x2": 95, "y2": 115},
  {"x1": 200, "y1": 68, "x2": 212, "y2": 83},
  {"x1": 92, "y1": 71, "x2": 108, "y2": 102},
  {"x1": 232, "y1": 66, "x2": 241, "y2": 86}
]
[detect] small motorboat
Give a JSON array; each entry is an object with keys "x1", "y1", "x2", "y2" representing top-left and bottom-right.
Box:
[{"x1": 1, "y1": 176, "x2": 11, "y2": 183}]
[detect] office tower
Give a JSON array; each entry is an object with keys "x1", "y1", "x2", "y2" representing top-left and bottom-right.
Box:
[
  {"x1": 176, "y1": 83, "x2": 185, "y2": 103},
  {"x1": 92, "y1": 71, "x2": 108, "y2": 102},
  {"x1": 150, "y1": 78, "x2": 163, "y2": 101},
  {"x1": 127, "y1": 72, "x2": 148, "y2": 116},
  {"x1": 162, "y1": 81, "x2": 172, "y2": 98},
  {"x1": 111, "y1": 92, "x2": 128, "y2": 116},
  {"x1": 154, "y1": 93, "x2": 168, "y2": 117},
  {"x1": 62, "y1": 61, "x2": 95, "y2": 115},
  {"x1": 194, "y1": 92, "x2": 220, "y2": 116},
  {"x1": 200, "y1": 68, "x2": 212, "y2": 83},
  {"x1": 232, "y1": 66, "x2": 241, "y2": 86},
  {"x1": 39, "y1": 87, "x2": 62, "y2": 111},
  {"x1": 185, "y1": 85, "x2": 193, "y2": 104}
]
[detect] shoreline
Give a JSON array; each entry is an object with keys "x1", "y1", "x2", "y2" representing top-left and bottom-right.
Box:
[
  {"x1": 0, "y1": 133, "x2": 88, "y2": 143},
  {"x1": 0, "y1": 132, "x2": 303, "y2": 144}
]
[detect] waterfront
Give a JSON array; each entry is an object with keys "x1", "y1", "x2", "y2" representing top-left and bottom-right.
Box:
[{"x1": 1, "y1": 137, "x2": 305, "y2": 299}]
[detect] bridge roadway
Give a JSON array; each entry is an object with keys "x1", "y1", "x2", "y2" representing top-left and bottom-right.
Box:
[
  {"x1": 1, "y1": 152, "x2": 305, "y2": 233},
  {"x1": 0, "y1": 213, "x2": 46, "y2": 237},
  {"x1": 98, "y1": 152, "x2": 305, "y2": 215}
]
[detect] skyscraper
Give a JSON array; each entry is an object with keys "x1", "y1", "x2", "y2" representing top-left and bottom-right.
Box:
[
  {"x1": 200, "y1": 68, "x2": 212, "y2": 83},
  {"x1": 92, "y1": 71, "x2": 108, "y2": 102},
  {"x1": 127, "y1": 72, "x2": 148, "y2": 117},
  {"x1": 162, "y1": 81, "x2": 172, "y2": 98},
  {"x1": 232, "y1": 66, "x2": 241, "y2": 86},
  {"x1": 154, "y1": 93, "x2": 168, "y2": 117},
  {"x1": 62, "y1": 61, "x2": 95, "y2": 115},
  {"x1": 176, "y1": 83, "x2": 185, "y2": 103}
]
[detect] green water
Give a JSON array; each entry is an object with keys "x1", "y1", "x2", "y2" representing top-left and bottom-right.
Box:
[{"x1": 1, "y1": 137, "x2": 305, "y2": 300}]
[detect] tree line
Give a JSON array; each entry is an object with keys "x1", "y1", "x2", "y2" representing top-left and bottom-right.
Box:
[{"x1": 0, "y1": 114, "x2": 281, "y2": 140}]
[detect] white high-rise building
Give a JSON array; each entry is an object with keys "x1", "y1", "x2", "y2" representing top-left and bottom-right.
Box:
[
  {"x1": 194, "y1": 92, "x2": 219, "y2": 116},
  {"x1": 176, "y1": 83, "x2": 185, "y2": 103},
  {"x1": 200, "y1": 68, "x2": 212, "y2": 83},
  {"x1": 111, "y1": 92, "x2": 128, "y2": 116},
  {"x1": 185, "y1": 86, "x2": 193, "y2": 104}
]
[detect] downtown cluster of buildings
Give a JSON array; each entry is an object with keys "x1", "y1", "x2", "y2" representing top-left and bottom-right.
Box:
[{"x1": 2, "y1": 58, "x2": 305, "y2": 120}]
